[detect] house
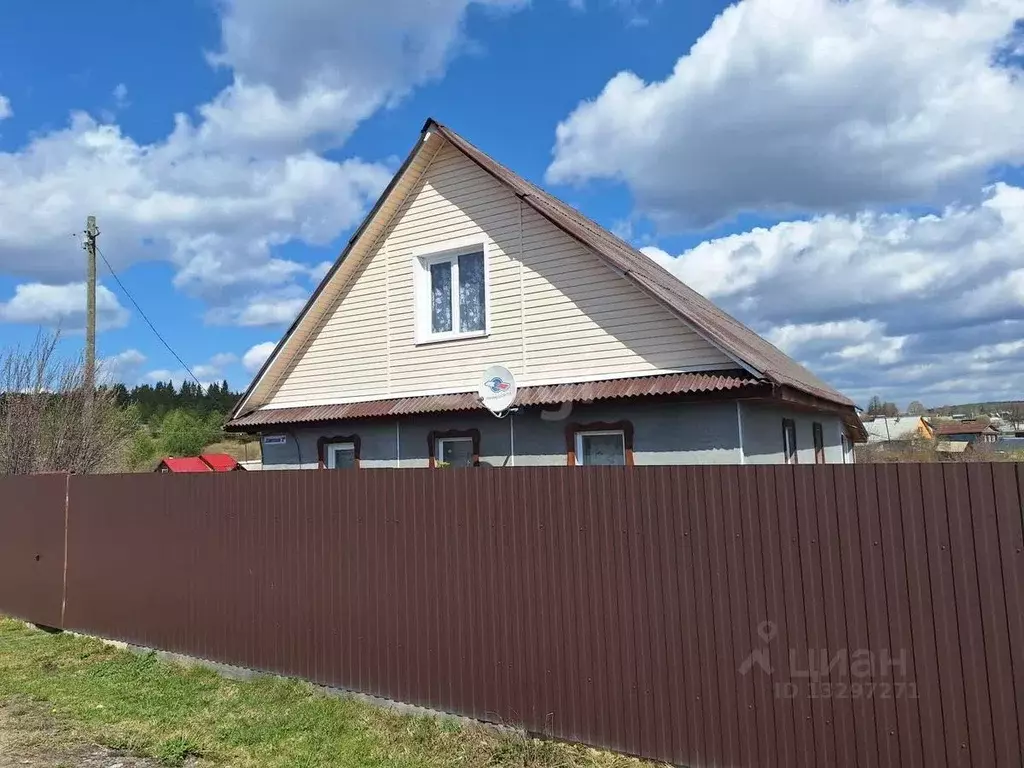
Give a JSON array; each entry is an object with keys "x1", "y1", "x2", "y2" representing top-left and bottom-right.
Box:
[
  {"x1": 931, "y1": 420, "x2": 1000, "y2": 444},
  {"x1": 862, "y1": 415, "x2": 933, "y2": 443},
  {"x1": 155, "y1": 454, "x2": 245, "y2": 473},
  {"x1": 226, "y1": 119, "x2": 865, "y2": 468}
]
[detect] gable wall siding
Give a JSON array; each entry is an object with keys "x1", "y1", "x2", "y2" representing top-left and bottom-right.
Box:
[{"x1": 262, "y1": 141, "x2": 734, "y2": 409}]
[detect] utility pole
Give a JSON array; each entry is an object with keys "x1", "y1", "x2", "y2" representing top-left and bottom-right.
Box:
[{"x1": 83, "y1": 216, "x2": 98, "y2": 420}]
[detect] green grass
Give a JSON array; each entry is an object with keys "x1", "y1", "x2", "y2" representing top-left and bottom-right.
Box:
[{"x1": 0, "y1": 618, "x2": 657, "y2": 768}]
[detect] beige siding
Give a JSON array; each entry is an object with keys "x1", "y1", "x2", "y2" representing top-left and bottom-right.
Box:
[{"x1": 259, "y1": 141, "x2": 734, "y2": 409}]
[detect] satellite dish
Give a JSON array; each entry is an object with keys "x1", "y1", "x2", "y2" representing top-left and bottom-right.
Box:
[{"x1": 479, "y1": 364, "x2": 517, "y2": 415}]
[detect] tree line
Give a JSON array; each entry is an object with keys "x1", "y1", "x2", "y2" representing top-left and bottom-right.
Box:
[{"x1": 106, "y1": 379, "x2": 239, "y2": 425}]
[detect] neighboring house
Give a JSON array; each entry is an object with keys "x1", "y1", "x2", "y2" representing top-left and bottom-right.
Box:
[
  {"x1": 931, "y1": 421, "x2": 1000, "y2": 444},
  {"x1": 226, "y1": 119, "x2": 865, "y2": 468},
  {"x1": 862, "y1": 416, "x2": 933, "y2": 443},
  {"x1": 155, "y1": 454, "x2": 245, "y2": 473}
]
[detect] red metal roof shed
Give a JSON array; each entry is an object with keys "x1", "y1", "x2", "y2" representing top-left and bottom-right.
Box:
[
  {"x1": 156, "y1": 457, "x2": 212, "y2": 473},
  {"x1": 200, "y1": 453, "x2": 243, "y2": 472}
]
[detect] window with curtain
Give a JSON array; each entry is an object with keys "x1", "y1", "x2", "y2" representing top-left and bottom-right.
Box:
[{"x1": 418, "y1": 247, "x2": 487, "y2": 341}]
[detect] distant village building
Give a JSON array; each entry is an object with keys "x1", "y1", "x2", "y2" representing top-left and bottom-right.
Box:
[
  {"x1": 931, "y1": 420, "x2": 1000, "y2": 444},
  {"x1": 155, "y1": 454, "x2": 245, "y2": 473},
  {"x1": 862, "y1": 416, "x2": 933, "y2": 444}
]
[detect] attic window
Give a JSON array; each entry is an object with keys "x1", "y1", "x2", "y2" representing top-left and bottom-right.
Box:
[{"x1": 414, "y1": 241, "x2": 489, "y2": 344}]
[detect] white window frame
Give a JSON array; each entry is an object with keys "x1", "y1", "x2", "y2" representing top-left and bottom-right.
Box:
[
  {"x1": 325, "y1": 441, "x2": 357, "y2": 469},
  {"x1": 575, "y1": 430, "x2": 627, "y2": 467},
  {"x1": 413, "y1": 239, "x2": 490, "y2": 345},
  {"x1": 436, "y1": 436, "x2": 475, "y2": 467}
]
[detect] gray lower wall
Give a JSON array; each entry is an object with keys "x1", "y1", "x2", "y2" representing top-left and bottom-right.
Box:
[
  {"x1": 739, "y1": 401, "x2": 847, "y2": 465},
  {"x1": 258, "y1": 397, "x2": 853, "y2": 468},
  {"x1": 260, "y1": 399, "x2": 743, "y2": 469}
]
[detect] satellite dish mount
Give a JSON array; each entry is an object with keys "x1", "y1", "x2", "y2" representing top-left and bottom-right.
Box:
[{"x1": 478, "y1": 364, "x2": 518, "y2": 418}]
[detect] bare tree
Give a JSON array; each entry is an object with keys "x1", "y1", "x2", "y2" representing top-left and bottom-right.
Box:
[{"x1": 0, "y1": 331, "x2": 138, "y2": 475}]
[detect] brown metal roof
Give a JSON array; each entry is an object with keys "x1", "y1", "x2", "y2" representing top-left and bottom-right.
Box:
[
  {"x1": 429, "y1": 120, "x2": 854, "y2": 409},
  {"x1": 226, "y1": 372, "x2": 763, "y2": 429},
  {"x1": 932, "y1": 420, "x2": 997, "y2": 436}
]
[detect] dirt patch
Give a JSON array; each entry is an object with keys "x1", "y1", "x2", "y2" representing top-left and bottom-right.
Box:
[{"x1": 0, "y1": 699, "x2": 172, "y2": 768}]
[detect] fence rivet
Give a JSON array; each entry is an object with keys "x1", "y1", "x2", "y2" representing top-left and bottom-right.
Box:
[{"x1": 874, "y1": 541, "x2": 879, "y2": 546}]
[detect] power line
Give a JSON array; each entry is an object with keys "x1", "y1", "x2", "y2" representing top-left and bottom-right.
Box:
[{"x1": 95, "y1": 245, "x2": 203, "y2": 386}]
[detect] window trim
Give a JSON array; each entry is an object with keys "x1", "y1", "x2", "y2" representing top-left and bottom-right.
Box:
[
  {"x1": 782, "y1": 419, "x2": 798, "y2": 465},
  {"x1": 317, "y1": 435, "x2": 361, "y2": 469},
  {"x1": 413, "y1": 239, "x2": 490, "y2": 345},
  {"x1": 812, "y1": 422, "x2": 826, "y2": 465},
  {"x1": 427, "y1": 429, "x2": 481, "y2": 468},
  {"x1": 566, "y1": 421, "x2": 635, "y2": 467},
  {"x1": 841, "y1": 434, "x2": 853, "y2": 464}
]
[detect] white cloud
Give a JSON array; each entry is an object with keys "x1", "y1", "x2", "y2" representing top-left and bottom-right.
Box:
[
  {"x1": 208, "y1": 0, "x2": 527, "y2": 149},
  {"x1": 549, "y1": 0, "x2": 1024, "y2": 226},
  {"x1": 647, "y1": 182, "x2": 1024, "y2": 406},
  {"x1": 112, "y1": 83, "x2": 129, "y2": 109},
  {"x1": 0, "y1": 0, "x2": 527, "y2": 324},
  {"x1": 100, "y1": 349, "x2": 147, "y2": 383},
  {"x1": 193, "y1": 352, "x2": 239, "y2": 380},
  {"x1": 205, "y1": 288, "x2": 308, "y2": 327},
  {"x1": 0, "y1": 95, "x2": 11, "y2": 121},
  {"x1": 242, "y1": 341, "x2": 277, "y2": 373},
  {"x1": 0, "y1": 282, "x2": 129, "y2": 330}
]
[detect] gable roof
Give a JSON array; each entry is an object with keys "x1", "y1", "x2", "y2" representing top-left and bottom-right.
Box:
[
  {"x1": 157, "y1": 457, "x2": 212, "y2": 473},
  {"x1": 156, "y1": 454, "x2": 243, "y2": 472},
  {"x1": 231, "y1": 118, "x2": 854, "y2": 422},
  {"x1": 932, "y1": 420, "x2": 998, "y2": 436}
]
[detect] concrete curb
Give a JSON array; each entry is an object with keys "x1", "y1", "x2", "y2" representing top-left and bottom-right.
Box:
[{"x1": 36, "y1": 623, "x2": 526, "y2": 738}]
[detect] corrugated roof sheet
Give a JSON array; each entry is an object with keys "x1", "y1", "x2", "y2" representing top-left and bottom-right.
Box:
[
  {"x1": 199, "y1": 453, "x2": 241, "y2": 472},
  {"x1": 933, "y1": 421, "x2": 996, "y2": 436},
  {"x1": 227, "y1": 372, "x2": 763, "y2": 429},
  {"x1": 862, "y1": 416, "x2": 925, "y2": 443}
]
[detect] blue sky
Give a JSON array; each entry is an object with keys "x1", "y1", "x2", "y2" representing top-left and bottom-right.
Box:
[{"x1": 0, "y1": 0, "x2": 1022, "y2": 408}]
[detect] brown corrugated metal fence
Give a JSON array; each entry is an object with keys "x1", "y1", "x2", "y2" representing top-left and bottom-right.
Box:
[{"x1": 1, "y1": 465, "x2": 1022, "y2": 766}]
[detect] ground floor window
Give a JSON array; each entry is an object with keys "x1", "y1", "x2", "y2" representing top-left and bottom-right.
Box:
[
  {"x1": 813, "y1": 422, "x2": 825, "y2": 464},
  {"x1": 567, "y1": 421, "x2": 634, "y2": 466},
  {"x1": 317, "y1": 435, "x2": 360, "y2": 469},
  {"x1": 782, "y1": 419, "x2": 798, "y2": 465},
  {"x1": 428, "y1": 429, "x2": 480, "y2": 468}
]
